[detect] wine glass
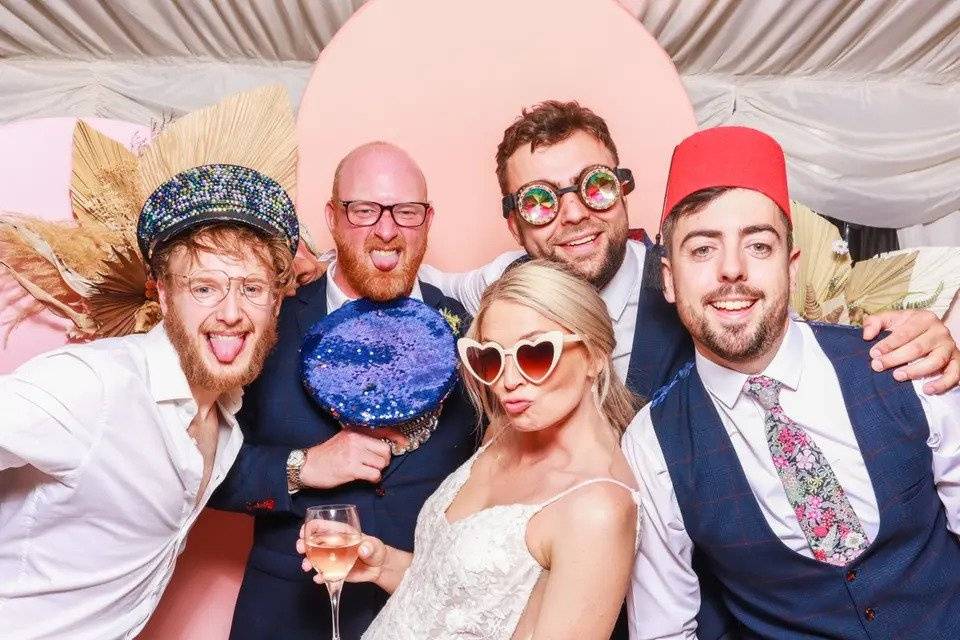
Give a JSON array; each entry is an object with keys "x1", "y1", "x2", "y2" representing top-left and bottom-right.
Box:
[{"x1": 304, "y1": 504, "x2": 362, "y2": 640}]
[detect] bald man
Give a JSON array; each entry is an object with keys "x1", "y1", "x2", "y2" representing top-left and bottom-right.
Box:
[{"x1": 209, "y1": 142, "x2": 477, "y2": 640}]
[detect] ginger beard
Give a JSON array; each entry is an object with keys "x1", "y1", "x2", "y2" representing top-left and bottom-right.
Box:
[
  {"x1": 335, "y1": 232, "x2": 426, "y2": 301},
  {"x1": 677, "y1": 281, "x2": 788, "y2": 364},
  {"x1": 163, "y1": 301, "x2": 277, "y2": 393}
]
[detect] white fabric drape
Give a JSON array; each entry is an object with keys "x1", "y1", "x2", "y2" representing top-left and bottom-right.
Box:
[{"x1": 0, "y1": 0, "x2": 957, "y2": 234}]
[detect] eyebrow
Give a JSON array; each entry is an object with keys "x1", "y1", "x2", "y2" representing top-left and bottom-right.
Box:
[
  {"x1": 680, "y1": 224, "x2": 782, "y2": 247},
  {"x1": 740, "y1": 224, "x2": 781, "y2": 239},
  {"x1": 479, "y1": 328, "x2": 547, "y2": 343}
]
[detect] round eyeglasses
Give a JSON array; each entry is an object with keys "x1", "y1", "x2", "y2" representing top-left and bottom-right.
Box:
[
  {"x1": 171, "y1": 270, "x2": 276, "y2": 307},
  {"x1": 340, "y1": 200, "x2": 430, "y2": 228},
  {"x1": 500, "y1": 165, "x2": 635, "y2": 226}
]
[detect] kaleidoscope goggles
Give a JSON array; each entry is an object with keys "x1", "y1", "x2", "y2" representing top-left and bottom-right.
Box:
[
  {"x1": 457, "y1": 330, "x2": 583, "y2": 385},
  {"x1": 501, "y1": 164, "x2": 635, "y2": 226}
]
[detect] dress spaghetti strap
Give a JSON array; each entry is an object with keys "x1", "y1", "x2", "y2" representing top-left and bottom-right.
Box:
[{"x1": 536, "y1": 477, "x2": 639, "y2": 511}]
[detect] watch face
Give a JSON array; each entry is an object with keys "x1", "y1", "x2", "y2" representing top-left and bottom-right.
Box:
[{"x1": 288, "y1": 449, "x2": 306, "y2": 467}]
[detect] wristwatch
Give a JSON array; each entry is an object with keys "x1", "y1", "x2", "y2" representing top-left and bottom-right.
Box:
[{"x1": 286, "y1": 448, "x2": 307, "y2": 494}]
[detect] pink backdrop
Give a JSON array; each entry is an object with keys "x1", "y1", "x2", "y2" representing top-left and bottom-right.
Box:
[
  {"x1": 296, "y1": 0, "x2": 697, "y2": 268},
  {"x1": 0, "y1": 118, "x2": 145, "y2": 373},
  {"x1": 1, "y1": 1, "x2": 697, "y2": 637}
]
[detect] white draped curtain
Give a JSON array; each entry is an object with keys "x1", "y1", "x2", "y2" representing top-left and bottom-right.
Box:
[{"x1": 0, "y1": 0, "x2": 957, "y2": 244}]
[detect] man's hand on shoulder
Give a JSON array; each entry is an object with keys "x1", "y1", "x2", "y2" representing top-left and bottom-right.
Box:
[
  {"x1": 862, "y1": 309, "x2": 960, "y2": 394},
  {"x1": 298, "y1": 431, "x2": 392, "y2": 489}
]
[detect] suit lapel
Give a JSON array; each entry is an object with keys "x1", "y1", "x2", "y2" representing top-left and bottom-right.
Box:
[{"x1": 295, "y1": 275, "x2": 329, "y2": 340}]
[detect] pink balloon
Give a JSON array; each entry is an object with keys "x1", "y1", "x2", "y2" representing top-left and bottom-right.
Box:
[
  {"x1": 296, "y1": 0, "x2": 696, "y2": 271},
  {"x1": 0, "y1": 118, "x2": 151, "y2": 373}
]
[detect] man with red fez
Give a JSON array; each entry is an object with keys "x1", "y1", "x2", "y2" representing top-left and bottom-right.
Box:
[{"x1": 622, "y1": 127, "x2": 960, "y2": 639}]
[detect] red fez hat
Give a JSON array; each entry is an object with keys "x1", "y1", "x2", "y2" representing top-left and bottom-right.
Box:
[{"x1": 660, "y1": 126, "x2": 790, "y2": 226}]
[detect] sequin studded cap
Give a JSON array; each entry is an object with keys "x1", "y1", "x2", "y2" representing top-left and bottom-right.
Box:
[
  {"x1": 137, "y1": 163, "x2": 299, "y2": 260},
  {"x1": 136, "y1": 83, "x2": 300, "y2": 262},
  {"x1": 301, "y1": 297, "x2": 459, "y2": 455}
]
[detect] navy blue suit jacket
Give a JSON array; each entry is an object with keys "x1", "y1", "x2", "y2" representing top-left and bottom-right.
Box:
[{"x1": 209, "y1": 275, "x2": 479, "y2": 640}]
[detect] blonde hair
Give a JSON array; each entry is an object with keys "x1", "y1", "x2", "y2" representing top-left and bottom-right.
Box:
[{"x1": 463, "y1": 258, "x2": 642, "y2": 437}]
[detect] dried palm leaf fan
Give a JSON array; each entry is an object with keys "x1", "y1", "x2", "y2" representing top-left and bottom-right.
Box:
[
  {"x1": 0, "y1": 122, "x2": 142, "y2": 340},
  {"x1": 139, "y1": 84, "x2": 297, "y2": 209},
  {"x1": 0, "y1": 83, "x2": 299, "y2": 343},
  {"x1": 789, "y1": 201, "x2": 851, "y2": 323},
  {"x1": 790, "y1": 201, "x2": 960, "y2": 326}
]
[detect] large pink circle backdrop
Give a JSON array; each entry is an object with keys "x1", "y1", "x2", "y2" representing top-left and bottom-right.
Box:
[{"x1": 297, "y1": 0, "x2": 697, "y2": 270}]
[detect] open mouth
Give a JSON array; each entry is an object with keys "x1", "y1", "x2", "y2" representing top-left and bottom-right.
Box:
[
  {"x1": 708, "y1": 298, "x2": 758, "y2": 321},
  {"x1": 370, "y1": 248, "x2": 401, "y2": 272},
  {"x1": 557, "y1": 231, "x2": 602, "y2": 254},
  {"x1": 207, "y1": 332, "x2": 249, "y2": 364}
]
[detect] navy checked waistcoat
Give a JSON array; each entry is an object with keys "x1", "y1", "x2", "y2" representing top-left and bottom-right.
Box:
[{"x1": 649, "y1": 322, "x2": 960, "y2": 639}]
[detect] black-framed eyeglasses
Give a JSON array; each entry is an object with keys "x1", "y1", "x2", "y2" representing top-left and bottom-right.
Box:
[
  {"x1": 500, "y1": 165, "x2": 634, "y2": 226},
  {"x1": 339, "y1": 200, "x2": 431, "y2": 228},
  {"x1": 171, "y1": 270, "x2": 277, "y2": 307}
]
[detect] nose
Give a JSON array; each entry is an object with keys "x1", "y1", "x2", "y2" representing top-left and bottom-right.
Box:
[
  {"x1": 374, "y1": 206, "x2": 399, "y2": 243},
  {"x1": 557, "y1": 191, "x2": 589, "y2": 226},
  {"x1": 216, "y1": 282, "x2": 244, "y2": 325},
  {"x1": 499, "y1": 354, "x2": 524, "y2": 391},
  {"x1": 718, "y1": 246, "x2": 747, "y2": 283}
]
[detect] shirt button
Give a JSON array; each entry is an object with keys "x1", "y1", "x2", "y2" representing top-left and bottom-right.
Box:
[
  {"x1": 865, "y1": 607, "x2": 876, "y2": 621},
  {"x1": 375, "y1": 484, "x2": 386, "y2": 497},
  {"x1": 846, "y1": 570, "x2": 857, "y2": 582}
]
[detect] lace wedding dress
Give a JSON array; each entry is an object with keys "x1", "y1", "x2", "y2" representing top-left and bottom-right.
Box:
[{"x1": 362, "y1": 444, "x2": 641, "y2": 639}]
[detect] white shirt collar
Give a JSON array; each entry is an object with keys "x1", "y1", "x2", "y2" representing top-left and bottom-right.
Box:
[
  {"x1": 326, "y1": 259, "x2": 424, "y2": 314},
  {"x1": 600, "y1": 239, "x2": 645, "y2": 322},
  {"x1": 696, "y1": 318, "x2": 803, "y2": 409},
  {"x1": 141, "y1": 323, "x2": 243, "y2": 417}
]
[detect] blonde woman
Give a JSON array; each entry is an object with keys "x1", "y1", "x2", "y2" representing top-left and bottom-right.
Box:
[{"x1": 298, "y1": 259, "x2": 643, "y2": 639}]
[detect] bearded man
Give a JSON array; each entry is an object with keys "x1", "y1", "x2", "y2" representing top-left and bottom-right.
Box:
[
  {"x1": 209, "y1": 142, "x2": 476, "y2": 640},
  {"x1": 623, "y1": 127, "x2": 960, "y2": 639},
  {"x1": 0, "y1": 186, "x2": 296, "y2": 639}
]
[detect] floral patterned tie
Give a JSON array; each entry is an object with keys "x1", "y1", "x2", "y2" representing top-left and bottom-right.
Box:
[{"x1": 744, "y1": 375, "x2": 869, "y2": 565}]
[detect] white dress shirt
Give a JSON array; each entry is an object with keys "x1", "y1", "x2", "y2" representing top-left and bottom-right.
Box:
[
  {"x1": 621, "y1": 320, "x2": 960, "y2": 640},
  {"x1": 418, "y1": 239, "x2": 646, "y2": 380},
  {"x1": 0, "y1": 325, "x2": 244, "y2": 640}
]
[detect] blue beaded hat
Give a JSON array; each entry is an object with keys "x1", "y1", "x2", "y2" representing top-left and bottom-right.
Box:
[
  {"x1": 137, "y1": 163, "x2": 299, "y2": 260},
  {"x1": 301, "y1": 297, "x2": 459, "y2": 454}
]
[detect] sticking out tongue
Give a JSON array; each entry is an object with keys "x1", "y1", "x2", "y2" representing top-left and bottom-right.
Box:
[
  {"x1": 208, "y1": 334, "x2": 246, "y2": 363},
  {"x1": 370, "y1": 249, "x2": 400, "y2": 272}
]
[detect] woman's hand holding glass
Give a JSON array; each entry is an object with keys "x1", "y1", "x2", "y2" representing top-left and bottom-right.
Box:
[{"x1": 298, "y1": 525, "x2": 388, "y2": 585}]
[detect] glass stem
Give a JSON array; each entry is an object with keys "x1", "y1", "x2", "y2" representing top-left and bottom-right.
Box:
[{"x1": 327, "y1": 579, "x2": 345, "y2": 640}]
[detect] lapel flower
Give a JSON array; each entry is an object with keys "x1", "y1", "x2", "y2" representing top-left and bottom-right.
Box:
[{"x1": 439, "y1": 307, "x2": 462, "y2": 336}]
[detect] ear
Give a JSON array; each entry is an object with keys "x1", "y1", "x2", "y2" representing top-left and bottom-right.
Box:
[
  {"x1": 156, "y1": 277, "x2": 170, "y2": 315},
  {"x1": 661, "y1": 256, "x2": 677, "y2": 304},
  {"x1": 787, "y1": 246, "x2": 801, "y2": 295},
  {"x1": 423, "y1": 205, "x2": 435, "y2": 232},
  {"x1": 506, "y1": 213, "x2": 522, "y2": 245},
  {"x1": 325, "y1": 200, "x2": 337, "y2": 232}
]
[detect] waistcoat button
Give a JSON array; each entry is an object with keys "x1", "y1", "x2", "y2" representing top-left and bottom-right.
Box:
[
  {"x1": 865, "y1": 607, "x2": 876, "y2": 621},
  {"x1": 375, "y1": 484, "x2": 387, "y2": 497},
  {"x1": 846, "y1": 570, "x2": 857, "y2": 582}
]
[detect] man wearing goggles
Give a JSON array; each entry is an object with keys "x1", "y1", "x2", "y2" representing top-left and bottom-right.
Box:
[{"x1": 420, "y1": 100, "x2": 959, "y2": 401}]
